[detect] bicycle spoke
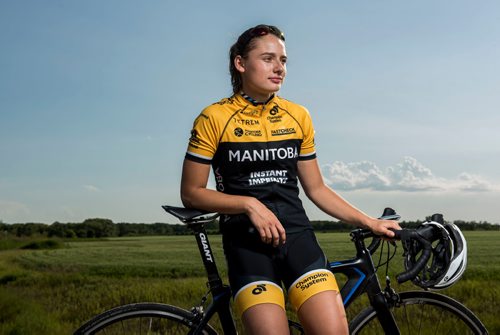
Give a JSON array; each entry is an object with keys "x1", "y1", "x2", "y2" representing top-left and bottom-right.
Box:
[
  {"x1": 434, "y1": 304, "x2": 444, "y2": 335},
  {"x1": 400, "y1": 304, "x2": 409, "y2": 334},
  {"x1": 418, "y1": 302, "x2": 424, "y2": 334}
]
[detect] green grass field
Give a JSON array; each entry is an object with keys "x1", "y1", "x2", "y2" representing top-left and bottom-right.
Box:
[{"x1": 0, "y1": 231, "x2": 498, "y2": 334}]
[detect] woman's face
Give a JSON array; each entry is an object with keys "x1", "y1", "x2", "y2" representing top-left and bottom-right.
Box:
[{"x1": 235, "y1": 34, "x2": 287, "y2": 101}]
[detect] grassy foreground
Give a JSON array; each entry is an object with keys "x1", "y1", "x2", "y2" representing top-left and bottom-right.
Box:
[{"x1": 0, "y1": 231, "x2": 498, "y2": 334}]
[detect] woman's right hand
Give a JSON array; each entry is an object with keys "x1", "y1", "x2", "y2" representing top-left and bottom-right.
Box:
[{"x1": 245, "y1": 198, "x2": 286, "y2": 247}]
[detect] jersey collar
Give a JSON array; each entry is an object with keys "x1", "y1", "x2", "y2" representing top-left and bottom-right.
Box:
[{"x1": 239, "y1": 92, "x2": 276, "y2": 106}]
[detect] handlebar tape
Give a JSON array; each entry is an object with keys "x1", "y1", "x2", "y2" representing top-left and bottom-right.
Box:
[
  {"x1": 397, "y1": 247, "x2": 432, "y2": 283},
  {"x1": 393, "y1": 229, "x2": 433, "y2": 284}
]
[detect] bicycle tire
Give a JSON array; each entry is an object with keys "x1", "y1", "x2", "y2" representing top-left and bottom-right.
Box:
[
  {"x1": 349, "y1": 291, "x2": 488, "y2": 335},
  {"x1": 74, "y1": 302, "x2": 218, "y2": 335}
]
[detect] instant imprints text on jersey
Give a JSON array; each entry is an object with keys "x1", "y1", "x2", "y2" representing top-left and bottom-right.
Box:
[{"x1": 248, "y1": 170, "x2": 288, "y2": 186}]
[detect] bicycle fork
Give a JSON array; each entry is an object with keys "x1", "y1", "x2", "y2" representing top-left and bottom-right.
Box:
[
  {"x1": 365, "y1": 274, "x2": 401, "y2": 334},
  {"x1": 350, "y1": 231, "x2": 401, "y2": 335}
]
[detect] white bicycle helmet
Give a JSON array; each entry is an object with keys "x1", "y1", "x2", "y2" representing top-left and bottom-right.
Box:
[{"x1": 405, "y1": 214, "x2": 467, "y2": 290}]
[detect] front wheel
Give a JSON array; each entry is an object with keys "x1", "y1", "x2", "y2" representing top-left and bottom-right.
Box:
[
  {"x1": 74, "y1": 303, "x2": 217, "y2": 335},
  {"x1": 349, "y1": 291, "x2": 488, "y2": 335}
]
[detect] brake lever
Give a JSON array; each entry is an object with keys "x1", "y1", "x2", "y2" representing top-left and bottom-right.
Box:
[{"x1": 379, "y1": 214, "x2": 401, "y2": 221}]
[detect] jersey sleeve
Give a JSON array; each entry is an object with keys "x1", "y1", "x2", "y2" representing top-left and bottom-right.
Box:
[
  {"x1": 299, "y1": 107, "x2": 317, "y2": 160},
  {"x1": 186, "y1": 108, "x2": 220, "y2": 164}
]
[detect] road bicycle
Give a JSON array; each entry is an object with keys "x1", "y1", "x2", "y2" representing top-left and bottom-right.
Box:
[{"x1": 74, "y1": 206, "x2": 488, "y2": 334}]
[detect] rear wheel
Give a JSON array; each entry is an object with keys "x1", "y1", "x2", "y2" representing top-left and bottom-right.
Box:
[
  {"x1": 350, "y1": 291, "x2": 488, "y2": 334},
  {"x1": 74, "y1": 303, "x2": 217, "y2": 335}
]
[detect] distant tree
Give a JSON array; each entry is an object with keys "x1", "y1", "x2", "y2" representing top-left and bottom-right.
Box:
[
  {"x1": 0, "y1": 222, "x2": 8, "y2": 236},
  {"x1": 9, "y1": 223, "x2": 46, "y2": 237},
  {"x1": 81, "y1": 218, "x2": 117, "y2": 237},
  {"x1": 65, "y1": 229, "x2": 77, "y2": 238},
  {"x1": 48, "y1": 222, "x2": 66, "y2": 238}
]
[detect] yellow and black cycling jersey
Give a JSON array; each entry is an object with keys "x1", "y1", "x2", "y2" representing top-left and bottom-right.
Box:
[{"x1": 186, "y1": 93, "x2": 317, "y2": 232}]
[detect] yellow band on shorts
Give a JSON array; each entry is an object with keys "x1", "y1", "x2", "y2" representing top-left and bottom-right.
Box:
[
  {"x1": 288, "y1": 269, "x2": 339, "y2": 311},
  {"x1": 234, "y1": 281, "x2": 285, "y2": 316}
]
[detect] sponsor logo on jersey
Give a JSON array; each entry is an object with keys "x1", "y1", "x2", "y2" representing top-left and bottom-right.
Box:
[
  {"x1": 188, "y1": 129, "x2": 201, "y2": 148},
  {"x1": 214, "y1": 167, "x2": 224, "y2": 192},
  {"x1": 228, "y1": 147, "x2": 298, "y2": 162},
  {"x1": 189, "y1": 129, "x2": 200, "y2": 143},
  {"x1": 234, "y1": 127, "x2": 244, "y2": 137},
  {"x1": 270, "y1": 105, "x2": 279, "y2": 115},
  {"x1": 249, "y1": 170, "x2": 288, "y2": 186},
  {"x1": 234, "y1": 127, "x2": 262, "y2": 137},
  {"x1": 271, "y1": 128, "x2": 296, "y2": 136},
  {"x1": 244, "y1": 130, "x2": 262, "y2": 137},
  {"x1": 266, "y1": 105, "x2": 282, "y2": 123},
  {"x1": 233, "y1": 119, "x2": 260, "y2": 126},
  {"x1": 240, "y1": 109, "x2": 260, "y2": 116},
  {"x1": 213, "y1": 97, "x2": 235, "y2": 106},
  {"x1": 267, "y1": 115, "x2": 282, "y2": 123}
]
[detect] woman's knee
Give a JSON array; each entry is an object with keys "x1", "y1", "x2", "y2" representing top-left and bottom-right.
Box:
[
  {"x1": 297, "y1": 291, "x2": 348, "y2": 335},
  {"x1": 242, "y1": 303, "x2": 289, "y2": 335}
]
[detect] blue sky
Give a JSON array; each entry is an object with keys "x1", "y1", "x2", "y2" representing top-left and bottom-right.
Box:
[{"x1": 1, "y1": 1, "x2": 499, "y2": 224}]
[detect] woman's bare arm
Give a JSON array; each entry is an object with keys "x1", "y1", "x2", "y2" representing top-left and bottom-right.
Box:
[{"x1": 181, "y1": 159, "x2": 286, "y2": 245}]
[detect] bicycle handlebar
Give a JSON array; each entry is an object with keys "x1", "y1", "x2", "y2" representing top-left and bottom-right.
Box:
[
  {"x1": 366, "y1": 208, "x2": 401, "y2": 255},
  {"x1": 392, "y1": 229, "x2": 432, "y2": 284},
  {"x1": 363, "y1": 208, "x2": 434, "y2": 284}
]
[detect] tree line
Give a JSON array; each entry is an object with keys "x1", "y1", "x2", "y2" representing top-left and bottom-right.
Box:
[
  {"x1": 0, "y1": 219, "x2": 198, "y2": 239},
  {"x1": 0, "y1": 218, "x2": 498, "y2": 239}
]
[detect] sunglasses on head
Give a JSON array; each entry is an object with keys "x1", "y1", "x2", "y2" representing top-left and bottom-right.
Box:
[
  {"x1": 249, "y1": 25, "x2": 285, "y2": 41},
  {"x1": 239, "y1": 25, "x2": 285, "y2": 48}
]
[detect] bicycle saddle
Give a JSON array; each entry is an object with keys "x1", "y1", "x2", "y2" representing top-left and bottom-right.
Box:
[{"x1": 162, "y1": 205, "x2": 218, "y2": 223}]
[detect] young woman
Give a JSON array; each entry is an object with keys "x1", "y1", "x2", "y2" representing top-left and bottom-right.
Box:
[{"x1": 181, "y1": 24, "x2": 400, "y2": 335}]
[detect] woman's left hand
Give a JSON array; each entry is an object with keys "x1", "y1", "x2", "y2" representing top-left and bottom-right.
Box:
[{"x1": 365, "y1": 218, "x2": 401, "y2": 238}]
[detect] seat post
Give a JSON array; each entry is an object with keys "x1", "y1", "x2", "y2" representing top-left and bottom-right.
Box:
[{"x1": 191, "y1": 223, "x2": 223, "y2": 289}]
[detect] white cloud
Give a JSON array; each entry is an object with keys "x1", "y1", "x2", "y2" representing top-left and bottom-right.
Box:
[
  {"x1": 322, "y1": 161, "x2": 391, "y2": 190},
  {"x1": 83, "y1": 184, "x2": 101, "y2": 192},
  {"x1": 454, "y1": 173, "x2": 493, "y2": 192},
  {"x1": 321, "y1": 156, "x2": 497, "y2": 192}
]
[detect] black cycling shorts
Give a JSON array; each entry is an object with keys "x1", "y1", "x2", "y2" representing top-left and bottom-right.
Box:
[{"x1": 222, "y1": 224, "x2": 339, "y2": 315}]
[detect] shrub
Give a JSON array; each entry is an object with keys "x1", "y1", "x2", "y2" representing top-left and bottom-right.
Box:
[{"x1": 21, "y1": 240, "x2": 63, "y2": 250}]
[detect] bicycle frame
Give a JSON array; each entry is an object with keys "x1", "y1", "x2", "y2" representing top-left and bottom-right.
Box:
[
  {"x1": 191, "y1": 222, "x2": 401, "y2": 334},
  {"x1": 331, "y1": 229, "x2": 399, "y2": 334},
  {"x1": 165, "y1": 200, "x2": 403, "y2": 335}
]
